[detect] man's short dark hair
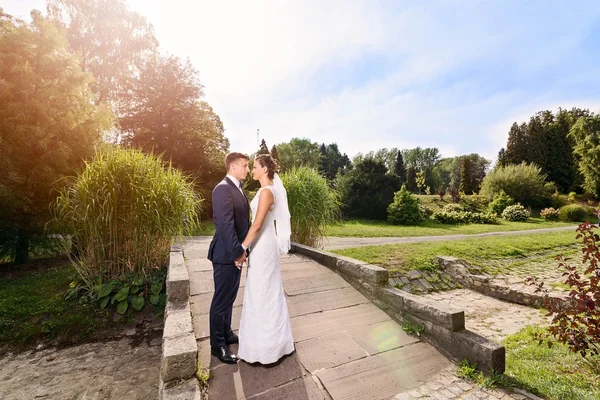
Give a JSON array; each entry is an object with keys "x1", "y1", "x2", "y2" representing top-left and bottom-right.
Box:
[{"x1": 225, "y1": 152, "x2": 249, "y2": 171}]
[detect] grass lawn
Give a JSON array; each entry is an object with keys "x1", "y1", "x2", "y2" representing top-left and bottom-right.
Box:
[
  {"x1": 0, "y1": 256, "x2": 120, "y2": 352},
  {"x1": 192, "y1": 221, "x2": 216, "y2": 236},
  {"x1": 502, "y1": 325, "x2": 600, "y2": 400},
  {"x1": 333, "y1": 230, "x2": 580, "y2": 274},
  {"x1": 325, "y1": 218, "x2": 576, "y2": 238}
]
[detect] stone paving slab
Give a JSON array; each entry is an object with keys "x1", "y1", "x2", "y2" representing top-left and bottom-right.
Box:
[
  {"x1": 286, "y1": 286, "x2": 369, "y2": 318},
  {"x1": 345, "y1": 320, "x2": 420, "y2": 356},
  {"x1": 284, "y1": 275, "x2": 351, "y2": 296},
  {"x1": 315, "y1": 342, "x2": 450, "y2": 400},
  {"x1": 291, "y1": 303, "x2": 391, "y2": 342},
  {"x1": 294, "y1": 332, "x2": 368, "y2": 373}
]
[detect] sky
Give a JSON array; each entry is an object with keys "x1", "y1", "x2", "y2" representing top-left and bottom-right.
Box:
[{"x1": 5, "y1": 0, "x2": 600, "y2": 163}]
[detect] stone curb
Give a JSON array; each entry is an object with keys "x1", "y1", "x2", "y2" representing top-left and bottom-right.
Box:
[
  {"x1": 292, "y1": 242, "x2": 505, "y2": 374},
  {"x1": 436, "y1": 256, "x2": 567, "y2": 308},
  {"x1": 159, "y1": 245, "x2": 200, "y2": 400}
]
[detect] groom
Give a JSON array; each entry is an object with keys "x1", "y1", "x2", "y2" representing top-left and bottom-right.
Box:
[{"x1": 207, "y1": 152, "x2": 250, "y2": 364}]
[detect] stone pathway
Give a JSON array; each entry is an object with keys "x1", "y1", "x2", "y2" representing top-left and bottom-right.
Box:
[
  {"x1": 183, "y1": 237, "x2": 534, "y2": 400},
  {"x1": 323, "y1": 226, "x2": 578, "y2": 250}
]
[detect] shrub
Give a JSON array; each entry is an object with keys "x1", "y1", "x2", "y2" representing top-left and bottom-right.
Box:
[
  {"x1": 528, "y1": 223, "x2": 600, "y2": 360},
  {"x1": 480, "y1": 162, "x2": 552, "y2": 207},
  {"x1": 551, "y1": 191, "x2": 568, "y2": 208},
  {"x1": 540, "y1": 207, "x2": 560, "y2": 221},
  {"x1": 419, "y1": 204, "x2": 434, "y2": 220},
  {"x1": 433, "y1": 210, "x2": 497, "y2": 225},
  {"x1": 559, "y1": 204, "x2": 589, "y2": 222},
  {"x1": 438, "y1": 188, "x2": 446, "y2": 201},
  {"x1": 488, "y1": 190, "x2": 515, "y2": 215},
  {"x1": 282, "y1": 167, "x2": 340, "y2": 247},
  {"x1": 442, "y1": 203, "x2": 466, "y2": 213},
  {"x1": 52, "y1": 148, "x2": 201, "y2": 309},
  {"x1": 501, "y1": 204, "x2": 530, "y2": 222},
  {"x1": 568, "y1": 191, "x2": 577, "y2": 203},
  {"x1": 387, "y1": 185, "x2": 423, "y2": 225},
  {"x1": 432, "y1": 211, "x2": 471, "y2": 224}
]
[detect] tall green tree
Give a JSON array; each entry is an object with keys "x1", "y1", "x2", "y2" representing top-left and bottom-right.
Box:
[
  {"x1": 569, "y1": 114, "x2": 600, "y2": 197},
  {"x1": 319, "y1": 143, "x2": 352, "y2": 181},
  {"x1": 394, "y1": 150, "x2": 407, "y2": 185},
  {"x1": 270, "y1": 145, "x2": 280, "y2": 162},
  {"x1": 337, "y1": 158, "x2": 400, "y2": 220},
  {"x1": 119, "y1": 54, "x2": 229, "y2": 192},
  {"x1": 257, "y1": 139, "x2": 270, "y2": 155},
  {"x1": 47, "y1": 0, "x2": 158, "y2": 116},
  {"x1": 0, "y1": 10, "x2": 112, "y2": 263},
  {"x1": 275, "y1": 138, "x2": 321, "y2": 172},
  {"x1": 504, "y1": 122, "x2": 528, "y2": 165}
]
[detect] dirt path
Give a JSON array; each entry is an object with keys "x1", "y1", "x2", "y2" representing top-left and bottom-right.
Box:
[
  {"x1": 323, "y1": 225, "x2": 578, "y2": 250},
  {"x1": 0, "y1": 334, "x2": 162, "y2": 400}
]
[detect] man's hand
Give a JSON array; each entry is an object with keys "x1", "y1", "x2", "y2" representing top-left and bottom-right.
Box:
[{"x1": 234, "y1": 253, "x2": 246, "y2": 270}]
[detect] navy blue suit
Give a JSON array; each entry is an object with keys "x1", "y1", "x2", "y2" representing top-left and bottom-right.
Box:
[{"x1": 207, "y1": 177, "x2": 250, "y2": 348}]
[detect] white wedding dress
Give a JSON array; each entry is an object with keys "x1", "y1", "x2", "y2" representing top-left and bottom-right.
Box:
[{"x1": 238, "y1": 185, "x2": 295, "y2": 364}]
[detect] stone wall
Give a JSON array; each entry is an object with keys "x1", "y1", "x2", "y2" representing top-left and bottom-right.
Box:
[
  {"x1": 159, "y1": 245, "x2": 201, "y2": 400},
  {"x1": 292, "y1": 243, "x2": 505, "y2": 374}
]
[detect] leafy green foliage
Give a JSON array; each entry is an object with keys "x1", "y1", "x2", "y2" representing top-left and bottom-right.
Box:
[
  {"x1": 401, "y1": 319, "x2": 425, "y2": 336},
  {"x1": 52, "y1": 148, "x2": 201, "y2": 286},
  {"x1": 432, "y1": 210, "x2": 497, "y2": 225},
  {"x1": 337, "y1": 158, "x2": 401, "y2": 220},
  {"x1": 559, "y1": 204, "x2": 590, "y2": 222},
  {"x1": 275, "y1": 138, "x2": 322, "y2": 172},
  {"x1": 281, "y1": 167, "x2": 340, "y2": 248},
  {"x1": 569, "y1": 114, "x2": 600, "y2": 196},
  {"x1": 488, "y1": 190, "x2": 515, "y2": 215},
  {"x1": 0, "y1": 11, "x2": 112, "y2": 263},
  {"x1": 318, "y1": 143, "x2": 352, "y2": 181},
  {"x1": 68, "y1": 269, "x2": 167, "y2": 314},
  {"x1": 528, "y1": 224, "x2": 600, "y2": 364},
  {"x1": 387, "y1": 186, "x2": 423, "y2": 225},
  {"x1": 480, "y1": 162, "x2": 552, "y2": 207},
  {"x1": 501, "y1": 204, "x2": 530, "y2": 222}
]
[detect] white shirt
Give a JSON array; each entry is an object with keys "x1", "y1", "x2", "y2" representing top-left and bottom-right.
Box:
[{"x1": 226, "y1": 174, "x2": 244, "y2": 195}]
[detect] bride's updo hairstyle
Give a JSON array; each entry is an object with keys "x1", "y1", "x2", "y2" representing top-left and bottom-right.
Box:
[{"x1": 255, "y1": 154, "x2": 279, "y2": 180}]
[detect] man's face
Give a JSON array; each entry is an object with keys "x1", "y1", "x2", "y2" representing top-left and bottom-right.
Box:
[{"x1": 230, "y1": 159, "x2": 250, "y2": 181}]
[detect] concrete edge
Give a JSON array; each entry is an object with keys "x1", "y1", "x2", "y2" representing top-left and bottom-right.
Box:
[
  {"x1": 291, "y1": 242, "x2": 505, "y2": 374},
  {"x1": 159, "y1": 245, "x2": 200, "y2": 399}
]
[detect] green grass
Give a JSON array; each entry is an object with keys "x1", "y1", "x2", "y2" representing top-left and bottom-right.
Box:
[
  {"x1": 333, "y1": 230, "x2": 579, "y2": 274},
  {"x1": 325, "y1": 218, "x2": 576, "y2": 238},
  {"x1": 0, "y1": 257, "x2": 117, "y2": 351},
  {"x1": 503, "y1": 325, "x2": 600, "y2": 400},
  {"x1": 192, "y1": 221, "x2": 216, "y2": 236}
]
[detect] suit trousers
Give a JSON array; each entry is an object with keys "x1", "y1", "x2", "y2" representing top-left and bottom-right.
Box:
[{"x1": 209, "y1": 262, "x2": 242, "y2": 348}]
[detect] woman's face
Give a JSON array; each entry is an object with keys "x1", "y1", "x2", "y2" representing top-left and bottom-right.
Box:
[{"x1": 252, "y1": 160, "x2": 267, "y2": 180}]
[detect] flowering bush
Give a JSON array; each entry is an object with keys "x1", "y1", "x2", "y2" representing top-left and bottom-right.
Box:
[
  {"x1": 433, "y1": 210, "x2": 497, "y2": 225},
  {"x1": 540, "y1": 207, "x2": 560, "y2": 221},
  {"x1": 501, "y1": 204, "x2": 530, "y2": 222},
  {"x1": 488, "y1": 190, "x2": 515, "y2": 215},
  {"x1": 442, "y1": 203, "x2": 466, "y2": 213}
]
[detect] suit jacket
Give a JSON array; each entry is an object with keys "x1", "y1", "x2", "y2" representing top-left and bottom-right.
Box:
[{"x1": 208, "y1": 177, "x2": 250, "y2": 264}]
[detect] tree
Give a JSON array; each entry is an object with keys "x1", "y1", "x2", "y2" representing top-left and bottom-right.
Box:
[
  {"x1": 337, "y1": 159, "x2": 401, "y2": 220},
  {"x1": 270, "y1": 145, "x2": 280, "y2": 162},
  {"x1": 569, "y1": 114, "x2": 600, "y2": 196},
  {"x1": 459, "y1": 157, "x2": 474, "y2": 194},
  {"x1": 257, "y1": 139, "x2": 270, "y2": 155},
  {"x1": 416, "y1": 171, "x2": 426, "y2": 195},
  {"x1": 0, "y1": 11, "x2": 112, "y2": 263},
  {"x1": 505, "y1": 122, "x2": 528, "y2": 165},
  {"x1": 406, "y1": 166, "x2": 418, "y2": 192},
  {"x1": 526, "y1": 114, "x2": 546, "y2": 169},
  {"x1": 319, "y1": 143, "x2": 352, "y2": 181},
  {"x1": 394, "y1": 150, "x2": 407, "y2": 185},
  {"x1": 275, "y1": 138, "x2": 322, "y2": 172},
  {"x1": 401, "y1": 147, "x2": 441, "y2": 191},
  {"x1": 47, "y1": 0, "x2": 158, "y2": 116},
  {"x1": 119, "y1": 54, "x2": 229, "y2": 192},
  {"x1": 387, "y1": 185, "x2": 422, "y2": 225}
]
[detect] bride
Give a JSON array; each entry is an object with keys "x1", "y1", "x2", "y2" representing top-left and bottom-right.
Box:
[{"x1": 237, "y1": 154, "x2": 295, "y2": 364}]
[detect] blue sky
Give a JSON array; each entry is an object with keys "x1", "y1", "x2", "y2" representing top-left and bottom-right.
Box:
[{"x1": 5, "y1": 0, "x2": 600, "y2": 163}]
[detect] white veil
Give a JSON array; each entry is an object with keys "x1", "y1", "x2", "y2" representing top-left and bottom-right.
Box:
[{"x1": 272, "y1": 173, "x2": 291, "y2": 254}]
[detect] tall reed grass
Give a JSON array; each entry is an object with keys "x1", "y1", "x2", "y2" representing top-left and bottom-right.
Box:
[
  {"x1": 281, "y1": 167, "x2": 340, "y2": 248},
  {"x1": 52, "y1": 148, "x2": 201, "y2": 286}
]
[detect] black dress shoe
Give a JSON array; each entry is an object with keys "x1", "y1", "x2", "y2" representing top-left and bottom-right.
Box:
[
  {"x1": 226, "y1": 333, "x2": 239, "y2": 345},
  {"x1": 211, "y1": 346, "x2": 238, "y2": 364}
]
